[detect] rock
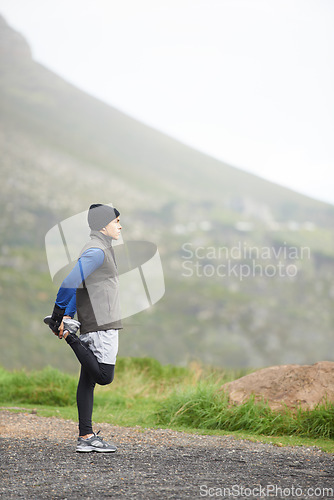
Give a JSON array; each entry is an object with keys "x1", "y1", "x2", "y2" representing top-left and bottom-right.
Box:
[{"x1": 221, "y1": 361, "x2": 334, "y2": 410}]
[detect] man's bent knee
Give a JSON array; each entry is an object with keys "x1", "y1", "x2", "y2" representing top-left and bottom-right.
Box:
[{"x1": 97, "y1": 363, "x2": 115, "y2": 385}]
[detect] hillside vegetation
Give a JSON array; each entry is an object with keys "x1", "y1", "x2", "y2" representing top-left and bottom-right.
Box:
[{"x1": 0, "y1": 15, "x2": 333, "y2": 371}]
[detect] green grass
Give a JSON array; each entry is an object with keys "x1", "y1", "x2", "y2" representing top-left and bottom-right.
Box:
[
  {"x1": 0, "y1": 358, "x2": 333, "y2": 453},
  {"x1": 156, "y1": 381, "x2": 334, "y2": 439},
  {"x1": 0, "y1": 366, "x2": 77, "y2": 406}
]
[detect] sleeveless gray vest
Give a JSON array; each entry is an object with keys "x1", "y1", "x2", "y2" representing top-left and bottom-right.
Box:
[{"x1": 76, "y1": 231, "x2": 122, "y2": 334}]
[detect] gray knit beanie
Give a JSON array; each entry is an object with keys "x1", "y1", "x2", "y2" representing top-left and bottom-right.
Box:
[{"x1": 88, "y1": 204, "x2": 120, "y2": 230}]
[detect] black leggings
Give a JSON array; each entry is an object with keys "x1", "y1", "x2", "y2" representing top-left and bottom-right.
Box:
[{"x1": 65, "y1": 333, "x2": 115, "y2": 436}]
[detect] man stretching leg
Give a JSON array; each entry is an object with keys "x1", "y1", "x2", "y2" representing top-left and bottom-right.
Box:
[{"x1": 47, "y1": 204, "x2": 122, "y2": 452}]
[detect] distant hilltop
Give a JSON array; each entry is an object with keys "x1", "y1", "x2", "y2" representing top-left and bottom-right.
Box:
[{"x1": 0, "y1": 15, "x2": 32, "y2": 61}]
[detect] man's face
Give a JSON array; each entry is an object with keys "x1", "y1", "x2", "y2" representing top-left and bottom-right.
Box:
[{"x1": 104, "y1": 217, "x2": 122, "y2": 239}]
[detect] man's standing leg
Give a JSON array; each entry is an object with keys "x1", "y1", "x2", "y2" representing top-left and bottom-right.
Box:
[
  {"x1": 76, "y1": 366, "x2": 95, "y2": 438},
  {"x1": 62, "y1": 334, "x2": 117, "y2": 452}
]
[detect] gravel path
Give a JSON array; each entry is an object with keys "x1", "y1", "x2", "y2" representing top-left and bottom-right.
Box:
[{"x1": 0, "y1": 409, "x2": 333, "y2": 499}]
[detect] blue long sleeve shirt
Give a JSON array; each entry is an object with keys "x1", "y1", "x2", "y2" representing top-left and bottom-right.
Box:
[{"x1": 55, "y1": 248, "x2": 105, "y2": 317}]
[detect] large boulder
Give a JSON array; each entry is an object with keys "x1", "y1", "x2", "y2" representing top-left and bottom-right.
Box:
[{"x1": 221, "y1": 361, "x2": 334, "y2": 410}]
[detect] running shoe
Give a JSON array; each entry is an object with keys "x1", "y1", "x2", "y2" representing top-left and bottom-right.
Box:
[
  {"x1": 43, "y1": 316, "x2": 81, "y2": 335},
  {"x1": 76, "y1": 432, "x2": 117, "y2": 453}
]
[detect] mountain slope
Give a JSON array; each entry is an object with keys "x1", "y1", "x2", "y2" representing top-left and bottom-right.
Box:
[
  {"x1": 0, "y1": 15, "x2": 333, "y2": 371},
  {"x1": 0, "y1": 15, "x2": 332, "y2": 228}
]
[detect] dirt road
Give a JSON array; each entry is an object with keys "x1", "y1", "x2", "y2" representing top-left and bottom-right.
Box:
[{"x1": 0, "y1": 410, "x2": 333, "y2": 499}]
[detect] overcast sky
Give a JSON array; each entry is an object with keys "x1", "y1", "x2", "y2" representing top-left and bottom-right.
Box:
[{"x1": 1, "y1": 0, "x2": 333, "y2": 205}]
